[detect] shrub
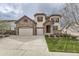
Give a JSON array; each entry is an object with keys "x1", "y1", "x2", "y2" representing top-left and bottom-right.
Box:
[
  {"x1": 4, "y1": 30, "x2": 16, "y2": 35},
  {"x1": 59, "y1": 34, "x2": 64, "y2": 37},
  {"x1": 45, "y1": 35, "x2": 49, "y2": 37},
  {"x1": 5, "y1": 34, "x2": 9, "y2": 37},
  {"x1": 10, "y1": 30, "x2": 16, "y2": 35},
  {"x1": 61, "y1": 34, "x2": 71, "y2": 37},
  {"x1": 50, "y1": 34, "x2": 54, "y2": 37},
  {"x1": 70, "y1": 36, "x2": 77, "y2": 40}
]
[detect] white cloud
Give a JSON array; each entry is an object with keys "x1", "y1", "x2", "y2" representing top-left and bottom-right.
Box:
[
  {"x1": 0, "y1": 3, "x2": 64, "y2": 20},
  {"x1": 0, "y1": 4, "x2": 23, "y2": 15},
  {"x1": 0, "y1": 4, "x2": 12, "y2": 13}
]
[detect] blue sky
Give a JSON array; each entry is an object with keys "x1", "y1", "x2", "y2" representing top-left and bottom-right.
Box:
[{"x1": 0, "y1": 3, "x2": 64, "y2": 20}]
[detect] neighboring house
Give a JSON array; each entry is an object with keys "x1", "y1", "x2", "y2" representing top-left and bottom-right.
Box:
[
  {"x1": 15, "y1": 13, "x2": 62, "y2": 36},
  {"x1": 0, "y1": 20, "x2": 16, "y2": 30},
  {"x1": 0, "y1": 20, "x2": 16, "y2": 35}
]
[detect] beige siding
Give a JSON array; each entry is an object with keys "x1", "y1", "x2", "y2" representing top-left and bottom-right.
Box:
[{"x1": 16, "y1": 18, "x2": 34, "y2": 28}]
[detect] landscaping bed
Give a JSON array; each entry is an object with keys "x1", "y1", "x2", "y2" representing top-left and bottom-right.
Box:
[{"x1": 45, "y1": 35, "x2": 79, "y2": 53}]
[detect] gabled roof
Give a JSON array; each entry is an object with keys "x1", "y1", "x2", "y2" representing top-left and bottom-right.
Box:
[{"x1": 15, "y1": 15, "x2": 37, "y2": 24}]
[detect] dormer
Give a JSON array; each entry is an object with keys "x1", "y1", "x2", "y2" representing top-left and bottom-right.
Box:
[{"x1": 34, "y1": 13, "x2": 46, "y2": 27}]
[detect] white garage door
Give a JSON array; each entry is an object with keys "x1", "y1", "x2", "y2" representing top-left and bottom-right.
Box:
[
  {"x1": 19, "y1": 28, "x2": 33, "y2": 36},
  {"x1": 37, "y1": 29, "x2": 43, "y2": 35}
]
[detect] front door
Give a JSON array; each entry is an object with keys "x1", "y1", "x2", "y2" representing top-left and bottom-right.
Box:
[{"x1": 46, "y1": 25, "x2": 51, "y2": 33}]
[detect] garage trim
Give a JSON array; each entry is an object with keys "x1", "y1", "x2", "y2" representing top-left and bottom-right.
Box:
[
  {"x1": 36, "y1": 27, "x2": 44, "y2": 35},
  {"x1": 19, "y1": 27, "x2": 33, "y2": 36}
]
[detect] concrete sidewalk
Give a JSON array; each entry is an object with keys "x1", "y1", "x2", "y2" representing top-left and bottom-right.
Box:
[{"x1": 49, "y1": 52, "x2": 79, "y2": 56}]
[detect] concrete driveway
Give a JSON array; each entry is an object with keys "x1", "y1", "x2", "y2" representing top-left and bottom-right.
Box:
[{"x1": 0, "y1": 35, "x2": 49, "y2": 56}]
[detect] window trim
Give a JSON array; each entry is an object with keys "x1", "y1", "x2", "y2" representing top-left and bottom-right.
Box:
[
  {"x1": 37, "y1": 16, "x2": 43, "y2": 22},
  {"x1": 55, "y1": 18, "x2": 59, "y2": 22},
  {"x1": 50, "y1": 18, "x2": 59, "y2": 23}
]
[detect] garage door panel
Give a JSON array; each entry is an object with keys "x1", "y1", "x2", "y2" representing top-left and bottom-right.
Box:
[
  {"x1": 37, "y1": 29, "x2": 43, "y2": 35},
  {"x1": 19, "y1": 28, "x2": 33, "y2": 36}
]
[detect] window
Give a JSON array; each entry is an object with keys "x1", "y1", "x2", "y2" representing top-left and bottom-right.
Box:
[
  {"x1": 51, "y1": 18, "x2": 54, "y2": 24},
  {"x1": 53, "y1": 26, "x2": 58, "y2": 30},
  {"x1": 46, "y1": 25, "x2": 51, "y2": 33},
  {"x1": 24, "y1": 19, "x2": 28, "y2": 22},
  {"x1": 56, "y1": 18, "x2": 59, "y2": 22},
  {"x1": 51, "y1": 18, "x2": 54, "y2": 21},
  {"x1": 37, "y1": 17, "x2": 43, "y2": 22},
  {"x1": 51, "y1": 18, "x2": 59, "y2": 23}
]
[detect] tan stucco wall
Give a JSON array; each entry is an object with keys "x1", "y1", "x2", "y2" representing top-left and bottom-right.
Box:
[
  {"x1": 44, "y1": 16, "x2": 61, "y2": 35},
  {"x1": 35, "y1": 15, "x2": 46, "y2": 27},
  {"x1": 50, "y1": 16, "x2": 61, "y2": 30}
]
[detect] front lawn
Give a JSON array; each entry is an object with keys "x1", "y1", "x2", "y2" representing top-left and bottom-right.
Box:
[{"x1": 45, "y1": 36, "x2": 79, "y2": 53}]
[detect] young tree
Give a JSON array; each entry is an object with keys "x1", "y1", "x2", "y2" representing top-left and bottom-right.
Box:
[
  {"x1": 61, "y1": 3, "x2": 79, "y2": 34},
  {"x1": 62, "y1": 3, "x2": 79, "y2": 25}
]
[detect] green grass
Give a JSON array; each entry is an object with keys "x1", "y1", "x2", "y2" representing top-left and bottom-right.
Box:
[{"x1": 45, "y1": 36, "x2": 79, "y2": 53}]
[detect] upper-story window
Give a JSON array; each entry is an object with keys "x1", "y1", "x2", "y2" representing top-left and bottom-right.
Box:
[
  {"x1": 51, "y1": 18, "x2": 54, "y2": 21},
  {"x1": 51, "y1": 18, "x2": 54, "y2": 24},
  {"x1": 51, "y1": 18, "x2": 59, "y2": 23},
  {"x1": 55, "y1": 18, "x2": 59, "y2": 22},
  {"x1": 37, "y1": 16, "x2": 43, "y2": 22},
  {"x1": 24, "y1": 19, "x2": 28, "y2": 22}
]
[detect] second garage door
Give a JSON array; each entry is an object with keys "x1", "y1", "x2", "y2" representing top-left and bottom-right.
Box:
[
  {"x1": 37, "y1": 29, "x2": 43, "y2": 35},
  {"x1": 19, "y1": 28, "x2": 33, "y2": 36}
]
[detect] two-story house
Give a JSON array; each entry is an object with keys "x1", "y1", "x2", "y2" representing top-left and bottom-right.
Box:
[{"x1": 15, "y1": 13, "x2": 62, "y2": 36}]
